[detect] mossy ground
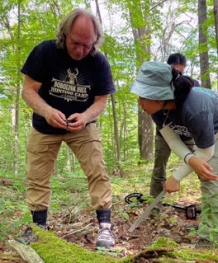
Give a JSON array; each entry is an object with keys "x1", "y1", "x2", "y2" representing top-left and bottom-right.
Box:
[
  {"x1": 31, "y1": 224, "x2": 121, "y2": 263},
  {"x1": 30, "y1": 225, "x2": 218, "y2": 263}
]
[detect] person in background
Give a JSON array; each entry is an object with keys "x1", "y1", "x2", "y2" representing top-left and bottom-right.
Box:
[
  {"x1": 131, "y1": 61, "x2": 218, "y2": 249},
  {"x1": 150, "y1": 53, "x2": 200, "y2": 198},
  {"x1": 20, "y1": 8, "x2": 115, "y2": 248}
]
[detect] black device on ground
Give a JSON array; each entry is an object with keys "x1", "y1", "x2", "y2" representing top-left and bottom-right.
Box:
[{"x1": 125, "y1": 192, "x2": 201, "y2": 220}]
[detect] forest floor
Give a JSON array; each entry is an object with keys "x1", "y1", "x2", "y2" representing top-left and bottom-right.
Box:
[
  {"x1": 49, "y1": 192, "x2": 201, "y2": 258},
  {"x1": 0, "y1": 160, "x2": 214, "y2": 262},
  {"x1": 0, "y1": 197, "x2": 202, "y2": 262}
]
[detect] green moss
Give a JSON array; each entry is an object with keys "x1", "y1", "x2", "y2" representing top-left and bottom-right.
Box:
[
  {"x1": 30, "y1": 226, "x2": 218, "y2": 263},
  {"x1": 151, "y1": 237, "x2": 180, "y2": 249},
  {"x1": 30, "y1": 224, "x2": 127, "y2": 263},
  {"x1": 149, "y1": 237, "x2": 218, "y2": 262}
]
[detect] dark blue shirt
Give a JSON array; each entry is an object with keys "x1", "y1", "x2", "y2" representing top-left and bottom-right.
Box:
[{"x1": 152, "y1": 87, "x2": 218, "y2": 148}]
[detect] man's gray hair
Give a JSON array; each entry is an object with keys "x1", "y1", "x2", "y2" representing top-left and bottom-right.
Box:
[{"x1": 56, "y1": 8, "x2": 104, "y2": 56}]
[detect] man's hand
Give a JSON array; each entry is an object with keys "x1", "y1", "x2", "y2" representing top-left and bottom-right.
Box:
[
  {"x1": 164, "y1": 176, "x2": 180, "y2": 193},
  {"x1": 65, "y1": 113, "x2": 87, "y2": 133},
  {"x1": 22, "y1": 75, "x2": 67, "y2": 130},
  {"x1": 189, "y1": 157, "x2": 218, "y2": 181},
  {"x1": 44, "y1": 108, "x2": 67, "y2": 129}
]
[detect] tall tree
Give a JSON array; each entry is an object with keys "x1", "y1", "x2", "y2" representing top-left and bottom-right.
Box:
[
  {"x1": 126, "y1": 0, "x2": 154, "y2": 161},
  {"x1": 198, "y1": 0, "x2": 211, "y2": 89},
  {"x1": 13, "y1": 1, "x2": 22, "y2": 175},
  {"x1": 214, "y1": 0, "x2": 218, "y2": 90},
  {"x1": 94, "y1": 0, "x2": 124, "y2": 176},
  {"x1": 214, "y1": 0, "x2": 218, "y2": 52}
]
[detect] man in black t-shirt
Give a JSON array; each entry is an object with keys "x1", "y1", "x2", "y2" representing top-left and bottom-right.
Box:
[{"x1": 20, "y1": 8, "x2": 115, "y2": 248}]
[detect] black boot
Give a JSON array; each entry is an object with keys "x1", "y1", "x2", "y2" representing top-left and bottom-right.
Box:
[{"x1": 31, "y1": 210, "x2": 48, "y2": 229}]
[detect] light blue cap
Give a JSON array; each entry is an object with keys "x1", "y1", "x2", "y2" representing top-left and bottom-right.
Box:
[{"x1": 131, "y1": 61, "x2": 174, "y2": 100}]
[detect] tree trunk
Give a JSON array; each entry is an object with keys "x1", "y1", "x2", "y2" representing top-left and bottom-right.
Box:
[
  {"x1": 14, "y1": 3, "x2": 22, "y2": 175},
  {"x1": 214, "y1": 0, "x2": 218, "y2": 52},
  {"x1": 138, "y1": 108, "x2": 153, "y2": 161},
  {"x1": 95, "y1": 0, "x2": 124, "y2": 175},
  {"x1": 111, "y1": 94, "x2": 124, "y2": 177},
  {"x1": 198, "y1": 0, "x2": 211, "y2": 89},
  {"x1": 66, "y1": 146, "x2": 72, "y2": 173},
  {"x1": 128, "y1": 1, "x2": 153, "y2": 161},
  {"x1": 214, "y1": 0, "x2": 218, "y2": 91}
]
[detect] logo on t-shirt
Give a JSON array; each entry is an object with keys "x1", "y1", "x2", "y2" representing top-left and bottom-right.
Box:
[
  {"x1": 49, "y1": 67, "x2": 91, "y2": 102},
  {"x1": 169, "y1": 122, "x2": 192, "y2": 138}
]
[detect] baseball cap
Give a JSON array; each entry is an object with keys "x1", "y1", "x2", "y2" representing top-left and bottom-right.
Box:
[{"x1": 131, "y1": 61, "x2": 175, "y2": 101}]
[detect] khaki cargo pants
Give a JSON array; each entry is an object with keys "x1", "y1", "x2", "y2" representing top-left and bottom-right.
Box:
[{"x1": 26, "y1": 124, "x2": 112, "y2": 211}]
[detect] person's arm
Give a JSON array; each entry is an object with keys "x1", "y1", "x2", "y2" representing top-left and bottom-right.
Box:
[
  {"x1": 22, "y1": 75, "x2": 67, "y2": 129},
  {"x1": 160, "y1": 125, "x2": 217, "y2": 182},
  {"x1": 160, "y1": 125, "x2": 195, "y2": 164},
  {"x1": 22, "y1": 75, "x2": 51, "y2": 116},
  {"x1": 81, "y1": 95, "x2": 109, "y2": 123}
]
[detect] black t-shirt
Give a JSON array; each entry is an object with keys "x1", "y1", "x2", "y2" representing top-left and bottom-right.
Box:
[{"x1": 21, "y1": 40, "x2": 116, "y2": 134}]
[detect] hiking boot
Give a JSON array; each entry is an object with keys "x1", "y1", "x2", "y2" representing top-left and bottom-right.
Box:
[
  {"x1": 195, "y1": 238, "x2": 218, "y2": 250},
  {"x1": 96, "y1": 223, "x2": 115, "y2": 248},
  {"x1": 18, "y1": 227, "x2": 38, "y2": 245}
]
